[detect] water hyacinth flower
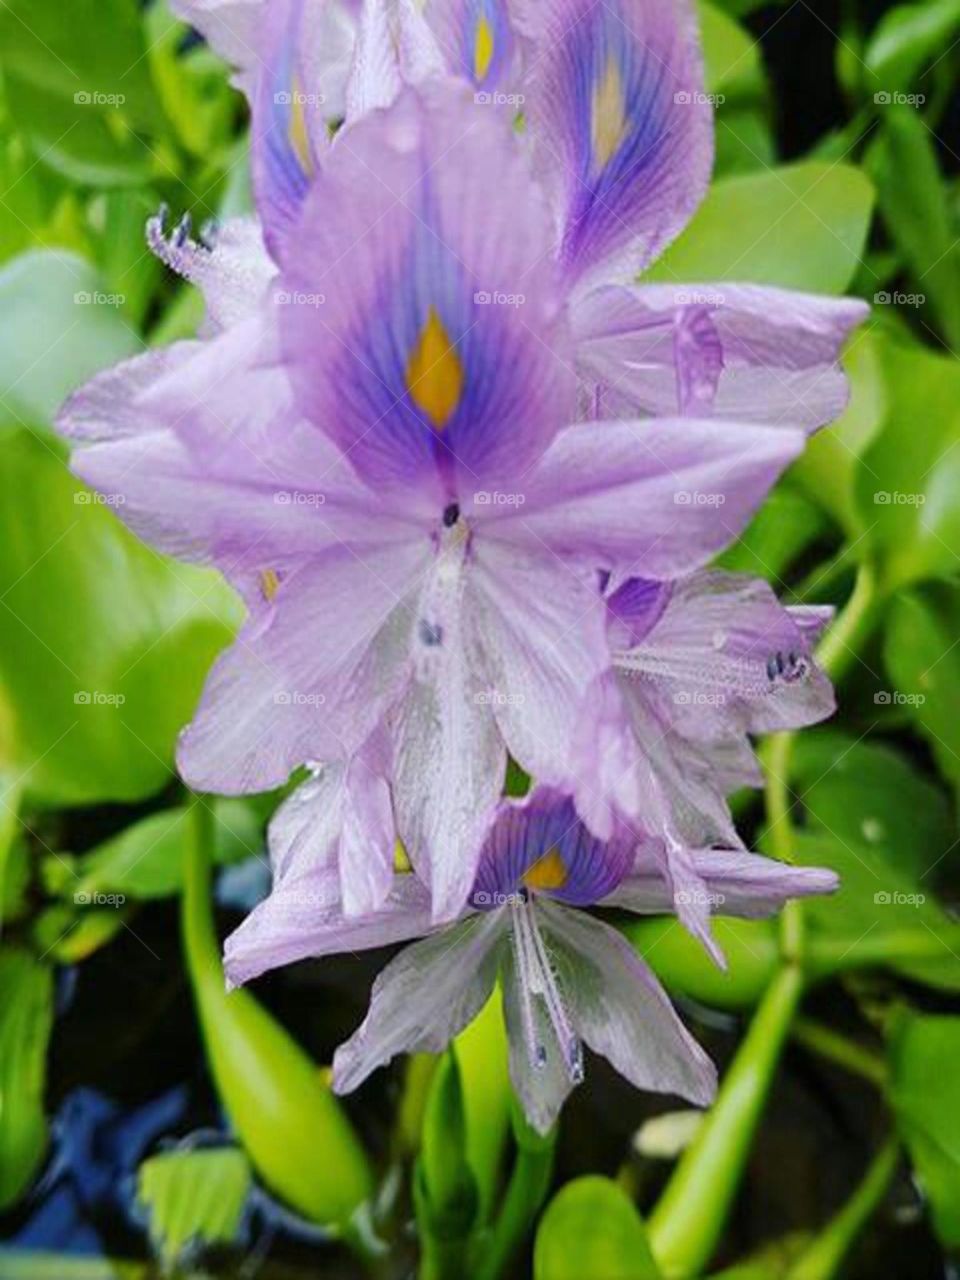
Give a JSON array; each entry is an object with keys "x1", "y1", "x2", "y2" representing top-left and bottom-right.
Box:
[
  {"x1": 59, "y1": 80, "x2": 806, "y2": 923},
  {"x1": 572, "y1": 570, "x2": 834, "y2": 951},
  {"x1": 224, "y1": 788, "x2": 838, "y2": 1132}
]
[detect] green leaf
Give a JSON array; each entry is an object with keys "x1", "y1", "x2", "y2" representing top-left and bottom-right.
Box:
[
  {"x1": 889, "y1": 1011, "x2": 960, "y2": 1246},
  {"x1": 0, "y1": 428, "x2": 238, "y2": 806},
  {"x1": 416, "y1": 1052, "x2": 479, "y2": 1242},
  {"x1": 853, "y1": 332, "x2": 960, "y2": 589},
  {"x1": 0, "y1": 947, "x2": 54, "y2": 1210},
  {"x1": 69, "y1": 799, "x2": 263, "y2": 900},
  {"x1": 791, "y1": 331, "x2": 888, "y2": 537},
  {"x1": 699, "y1": 2, "x2": 767, "y2": 102},
  {"x1": 790, "y1": 728, "x2": 953, "y2": 878},
  {"x1": 0, "y1": 251, "x2": 141, "y2": 431},
  {"x1": 182, "y1": 801, "x2": 373, "y2": 1227},
  {"x1": 869, "y1": 105, "x2": 960, "y2": 348},
  {"x1": 0, "y1": 1256, "x2": 146, "y2": 1280},
  {"x1": 716, "y1": 485, "x2": 832, "y2": 585},
  {"x1": 797, "y1": 831, "x2": 960, "y2": 991},
  {"x1": 646, "y1": 163, "x2": 875, "y2": 294},
  {"x1": 624, "y1": 916, "x2": 779, "y2": 1011},
  {"x1": 137, "y1": 1147, "x2": 251, "y2": 1268},
  {"x1": 884, "y1": 585, "x2": 960, "y2": 784},
  {"x1": 0, "y1": 0, "x2": 167, "y2": 135},
  {"x1": 865, "y1": 0, "x2": 960, "y2": 96},
  {"x1": 534, "y1": 1177, "x2": 662, "y2": 1280},
  {"x1": 454, "y1": 988, "x2": 512, "y2": 1221}
]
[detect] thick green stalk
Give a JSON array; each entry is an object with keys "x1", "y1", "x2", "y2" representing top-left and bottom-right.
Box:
[
  {"x1": 785, "y1": 1139, "x2": 899, "y2": 1280},
  {"x1": 648, "y1": 963, "x2": 805, "y2": 1278},
  {"x1": 476, "y1": 1130, "x2": 556, "y2": 1280},
  {"x1": 792, "y1": 1018, "x2": 887, "y2": 1089}
]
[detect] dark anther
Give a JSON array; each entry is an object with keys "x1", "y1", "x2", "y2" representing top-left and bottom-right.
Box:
[
  {"x1": 442, "y1": 502, "x2": 461, "y2": 528},
  {"x1": 419, "y1": 620, "x2": 444, "y2": 648}
]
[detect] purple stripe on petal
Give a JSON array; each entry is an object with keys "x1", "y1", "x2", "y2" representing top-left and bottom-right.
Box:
[{"x1": 606, "y1": 576, "x2": 672, "y2": 647}]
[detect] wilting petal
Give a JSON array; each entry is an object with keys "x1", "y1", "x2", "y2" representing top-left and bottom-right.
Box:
[
  {"x1": 392, "y1": 561, "x2": 507, "y2": 922},
  {"x1": 517, "y1": 0, "x2": 712, "y2": 287},
  {"x1": 575, "y1": 284, "x2": 869, "y2": 431},
  {"x1": 606, "y1": 846, "x2": 839, "y2": 918},
  {"x1": 224, "y1": 872, "x2": 435, "y2": 988},
  {"x1": 278, "y1": 81, "x2": 574, "y2": 497},
  {"x1": 489, "y1": 418, "x2": 804, "y2": 578},
  {"x1": 468, "y1": 539, "x2": 608, "y2": 790},
  {"x1": 615, "y1": 570, "x2": 835, "y2": 740},
  {"x1": 333, "y1": 912, "x2": 506, "y2": 1092},
  {"x1": 541, "y1": 899, "x2": 717, "y2": 1105},
  {"x1": 425, "y1": 0, "x2": 521, "y2": 92},
  {"x1": 178, "y1": 541, "x2": 426, "y2": 793}
]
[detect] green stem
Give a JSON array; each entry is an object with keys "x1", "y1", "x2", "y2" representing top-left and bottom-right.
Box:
[
  {"x1": 785, "y1": 1139, "x2": 899, "y2": 1280},
  {"x1": 476, "y1": 1137, "x2": 556, "y2": 1280},
  {"x1": 808, "y1": 926, "x2": 960, "y2": 976},
  {"x1": 648, "y1": 964, "x2": 805, "y2": 1279},
  {"x1": 792, "y1": 1018, "x2": 887, "y2": 1089}
]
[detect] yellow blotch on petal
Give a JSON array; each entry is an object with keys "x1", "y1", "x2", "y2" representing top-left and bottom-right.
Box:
[
  {"x1": 394, "y1": 837, "x2": 412, "y2": 874},
  {"x1": 288, "y1": 76, "x2": 314, "y2": 177},
  {"x1": 523, "y1": 846, "x2": 568, "y2": 893},
  {"x1": 260, "y1": 569, "x2": 281, "y2": 602},
  {"x1": 592, "y1": 55, "x2": 628, "y2": 172},
  {"x1": 405, "y1": 306, "x2": 464, "y2": 430},
  {"x1": 474, "y1": 12, "x2": 495, "y2": 84}
]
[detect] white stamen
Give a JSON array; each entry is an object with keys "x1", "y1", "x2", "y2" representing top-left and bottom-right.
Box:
[{"x1": 511, "y1": 897, "x2": 582, "y2": 1083}]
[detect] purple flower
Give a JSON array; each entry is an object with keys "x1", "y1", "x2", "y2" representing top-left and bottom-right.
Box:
[
  {"x1": 224, "y1": 788, "x2": 837, "y2": 1132},
  {"x1": 59, "y1": 82, "x2": 803, "y2": 922}
]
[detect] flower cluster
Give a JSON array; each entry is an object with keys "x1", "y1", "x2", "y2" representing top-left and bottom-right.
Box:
[{"x1": 58, "y1": 0, "x2": 859, "y2": 1131}]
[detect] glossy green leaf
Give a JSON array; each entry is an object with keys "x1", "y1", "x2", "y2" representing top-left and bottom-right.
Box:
[
  {"x1": 716, "y1": 485, "x2": 832, "y2": 585},
  {"x1": 137, "y1": 1147, "x2": 251, "y2": 1268},
  {"x1": 646, "y1": 163, "x2": 875, "y2": 294},
  {"x1": 796, "y1": 832, "x2": 960, "y2": 990},
  {"x1": 853, "y1": 333, "x2": 960, "y2": 589},
  {"x1": 69, "y1": 799, "x2": 263, "y2": 900},
  {"x1": 0, "y1": 0, "x2": 167, "y2": 135},
  {"x1": 454, "y1": 988, "x2": 512, "y2": 1220},
  {"x1": 889, "y1": 1011, "x2": 960, "y2": 1246},
  {"x1": 870, "y1": 105, "x2": 960, "y2": 348},
  {"x1": 0, "y1": 947, "x2": 54, "y2": 1209},
  {"x1": 534, "y1": 1177, "x2": 662, "y2": 1280},
  {"x1": 790, "y1": 728, "x2": 953, "y2": 878},
  {"x1": 791, "y1": 331, "x2": 888, "y2": 537},
  {"x1": 624, "y1": 916, "x2": 779, "y2": 1011},
  {"x1": 0, "y1": 251, "x2": 141, "y2": 431},
  {"x1": 0, "y1": 428, "x2": 238, "y2": 806},
  {"x1": 416, "y1": 1051, "x2": 479, "y2": 1244},
  {"x1": 699, "y1": 2, "x2": 767, "y2": 102},
  {"x1": 884, "y1": 584, "x2": 960, "y2": 785},
  {"x1": 865, "y1": 0, "x2": 960, "y2": 95},
  {"x1": 182, "y1": 800, "x2": 373, "y2": 1228}
]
